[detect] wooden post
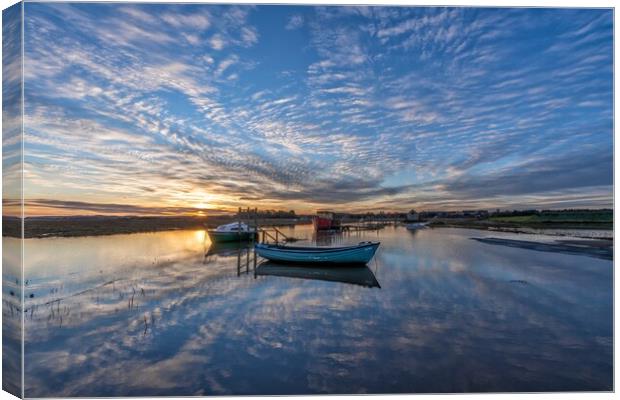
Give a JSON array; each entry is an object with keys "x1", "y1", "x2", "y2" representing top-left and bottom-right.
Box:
[
  {"x1": 254, "y1": 207, "x2": 258, "y2": 235},
  {"x1": 236, "y1": 207, "x2": 241, "y2": 245},
  {"x1": 236, "y1": 248, "x2": 241, "y2": 276}
]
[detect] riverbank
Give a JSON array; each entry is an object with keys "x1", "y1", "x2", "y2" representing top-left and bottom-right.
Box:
[
  {"x1": 429, "y1": 218, "x2": 612, "y2": 234},
  {"x1": 3, "y1": 216, "x2": 310, "y2": 238},
  {"x1": 3, "y1": 214, "x2": 613, "y2": 239}
]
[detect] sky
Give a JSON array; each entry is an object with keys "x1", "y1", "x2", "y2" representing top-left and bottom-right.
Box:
[{"x1": 13, "y1": 4, "x2": 614, "y2": 216}]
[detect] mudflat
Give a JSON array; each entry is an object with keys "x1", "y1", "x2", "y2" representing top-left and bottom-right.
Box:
[{"x1": 473, "y1": 237, "x2": 613, "y2": 260}]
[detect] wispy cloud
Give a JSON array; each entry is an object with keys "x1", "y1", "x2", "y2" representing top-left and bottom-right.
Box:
[
  {"x1": 21, "y1": 199, "x2": 220, "y2": 216},
  {"x1": 285, "y1": 14, "x2": 304, "y2": 30},
  {"x1": 209, "y1": 34, "x2": 226, "y2": 50},
  {"x1": 19, "y1": 4, "x2": 613, "y2": 215}
]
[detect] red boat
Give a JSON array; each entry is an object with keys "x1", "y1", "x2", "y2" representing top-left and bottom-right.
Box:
[{"x1": 313, "y1": 210, "x2": 341, "y2": 231}]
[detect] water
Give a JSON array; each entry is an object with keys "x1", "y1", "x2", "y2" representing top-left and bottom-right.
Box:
[{"x1": 4, "y1": 225, "x2": 613, "y2": 396}]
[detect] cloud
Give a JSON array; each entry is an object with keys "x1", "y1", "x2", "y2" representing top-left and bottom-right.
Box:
[
  {"x1": 209, "y1": 34, "x2": 226, "y2": 50},
  {"x1": 285, "y1": 14, "x2": 303, "y2": 30},
  {"x1": 161, "y1": 11, "x2": 211, "y2": 31},
  {"x1": 22, "y1": 199, "x2": 221, "y2": 216},
  {"x1": 182, "y1": 33, "x2": 201, "y2": 46},
  {"x1": 445, "y1": 149, "x2": 613, "y2": 199},
  {"x1": 215, "y1": 55, "x2": 238, "y2": 77},
  {"x1": 18, "y1": 5, "x2": 613, "y2": 215},
  {"x1": 240, "y1": 26, "x2": 258, "y2": 46}
]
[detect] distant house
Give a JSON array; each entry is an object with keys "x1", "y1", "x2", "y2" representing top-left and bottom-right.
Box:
[
  {"x1": 405, "y1": 210, "x2": 419, "y2": 222},
  {"x1": 317, "y1": 210, "x2": 336, "y2": 219},
  {"x1": 463, "y1": 210, "x2": 490, "y2": 219},
  {"x1": 418, "y1": 210, "x2": 489, "y2": 219},
  {"x1": 313, "y1": 210, "x2": 341, "y2": 231}
]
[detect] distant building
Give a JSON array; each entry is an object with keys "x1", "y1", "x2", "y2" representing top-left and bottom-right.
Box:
[
  {"x1": 463, "y1": 210, "x2": 489, "y2": 218},
  {"x1": 405, "y1": 210, "x2": 419, "y2": 222},
  {"x1": 313, "y1": 210, "x2": 341, "y2": 231},
  {"x1": 419, "y1": 210, "x2": 489, "y2": 219}
]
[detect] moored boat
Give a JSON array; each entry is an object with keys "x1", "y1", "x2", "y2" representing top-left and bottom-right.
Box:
[
  {"x1": 405, "y1": 222, "x2": 429, "y2": 230},
  {"x1": 313, "y1": 210, "x2": 341, "y2": 231},
  {"x1": 255, "y1": 241, "x2": 380, "y2": 265},
  {"x1": 207, "y1": 222, "x2": 257, "y2": 243}
]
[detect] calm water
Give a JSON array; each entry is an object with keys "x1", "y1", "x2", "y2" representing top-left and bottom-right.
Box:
[{"x1": 4, "y1": 225, "x2": 613, "y2": 396}]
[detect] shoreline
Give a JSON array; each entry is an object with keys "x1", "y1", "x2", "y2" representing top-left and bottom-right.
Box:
[
  {"x1": 2, "y1": 215, "x2": 613, "y2": 239},
  {"x1": 428, "y1": 219, "x2": 613, "y2": 236},
  {"x1": 2, "y1": 216, "x2": 310, "y2": 239}
]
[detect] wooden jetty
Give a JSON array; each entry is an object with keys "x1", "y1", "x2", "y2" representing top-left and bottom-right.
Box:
[
  {"x1": 235, "y1": 207, "x2": 302, "y2": 245},
  {"x1": 341, "y1": 222, "x2": 389, "y2": 232}
]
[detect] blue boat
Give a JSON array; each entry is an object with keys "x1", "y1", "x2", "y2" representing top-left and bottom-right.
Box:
[{"x1": 255, "y1": 241, "x2": 380, "y2": 265}]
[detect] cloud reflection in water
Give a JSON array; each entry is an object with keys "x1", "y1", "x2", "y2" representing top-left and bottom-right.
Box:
[{"x1": 21, "y1": 226, "x2": 612, "y2": 396}]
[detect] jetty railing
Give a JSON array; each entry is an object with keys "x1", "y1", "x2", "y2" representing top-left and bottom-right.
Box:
[
  {"x1": 235, "y1": 206, "x2": 296, "y2": 245},
  {"x1": 258, "y1": 227, "x2": 290, "y2": 244}
]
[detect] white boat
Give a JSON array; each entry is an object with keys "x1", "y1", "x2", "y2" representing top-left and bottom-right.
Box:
[
  {"x1": 207, "y1": 222, "x2": 257, "y2": 243},
  {"x1": 405, "y1": 222, "x2": 429, "y2": 230}
]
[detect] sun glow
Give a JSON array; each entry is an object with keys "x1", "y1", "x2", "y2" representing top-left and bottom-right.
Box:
[
  {"x1": 187, "y1": 190, "x2": 233, "y2": 212},
  {"x1": 193, "y1": 230, "x2": 206, "y2": 243}
]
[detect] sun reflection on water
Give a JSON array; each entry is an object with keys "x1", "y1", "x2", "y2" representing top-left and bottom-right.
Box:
[
  {"x1": 15, "y1": 225, "x2": 613, "y2": 396},
  {"x1": 193, "y1": 229, "x2": 207, "y2": 244}
]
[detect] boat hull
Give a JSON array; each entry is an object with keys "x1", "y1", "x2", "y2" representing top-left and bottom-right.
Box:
[
  {"x1": 208, "y1": 230, "x2": 257, "y2": 243},
  {"x1": 255, "y1": 242, "x2": 380, "y2": 265},
  {"x1": 313, "y1": 216, "x2": 340, "y2": 231}
]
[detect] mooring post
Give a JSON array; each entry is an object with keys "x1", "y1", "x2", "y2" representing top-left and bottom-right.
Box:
[
  {"x1": 237, "y1": 207, "x2": 242, "y2": 245},
  {"x1": 254, "y1": 207, "x2": 258, "y2": 234},
  {"x1": 237, "y1": 248, "x2": 241, "y2": 276}
]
